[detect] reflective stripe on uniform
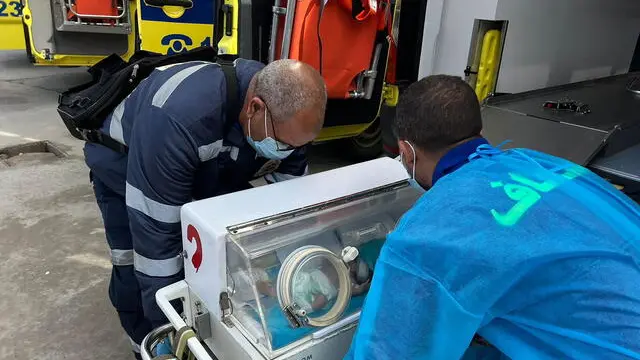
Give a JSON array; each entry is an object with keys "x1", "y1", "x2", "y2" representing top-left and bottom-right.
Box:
[
  {"x1": 125, "y1": 182, "x2": 181, "y2": 223},
  {"x1": 152, "y1": 63, "x2": 212, "y2": 108},
  {"x1": 109, "y1": 101, "x2": 126, "y2": 145},
  {"x1": 220, "y1": 145, "x2": 239, "y2": 161},
  {"x1": 134, "y1": 251, "x2": 184, "y2": 277},
  {"x1": 110, "y1": 249, "x2": 134, "y2": 266},
  {"x1": 198, "y1": 139, "x2": 223, "y2": 162},
  {"x1": 230, "y1": 147, "x2": 240, "y2": 161},
  {"x1": 129, "y1": 336, "x2": 141, "y2": 353}
]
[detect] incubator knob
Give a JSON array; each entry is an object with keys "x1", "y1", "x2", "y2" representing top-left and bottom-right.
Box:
[{"x1": 341, "y1": 246, "x2": 359, "y2": 263}]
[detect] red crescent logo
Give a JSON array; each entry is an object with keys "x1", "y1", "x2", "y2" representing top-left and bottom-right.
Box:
[{"x1": 186, "y1": 224, "x2": 203, "y2": 272}]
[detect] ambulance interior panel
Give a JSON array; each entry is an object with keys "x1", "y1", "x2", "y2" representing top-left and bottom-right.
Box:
[{"x1": 225, "y1": 184, "x2": 419, "y2": 356}]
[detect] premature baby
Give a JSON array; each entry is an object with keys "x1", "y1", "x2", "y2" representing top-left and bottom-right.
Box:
[
  {"x1": 254, "y1": 266, "x2": 337, "y2": 314},
  {"x1": 253, "y1": 258, "x2": 372, "y2": 313},
  {"x1": 291, "y1": 268, "x2": 338, "y2": 313}
]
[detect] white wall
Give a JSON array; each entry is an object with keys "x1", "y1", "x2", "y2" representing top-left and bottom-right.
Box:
[
  {"x1": 495, "y1": 0, "x2": 640, "y2": 93},
  {"x1": 418, "y1": 0, "x2": 499, "y2": 78},
  {"x1": 419, "y1": 0, "x2": 640, "y2": 93}
]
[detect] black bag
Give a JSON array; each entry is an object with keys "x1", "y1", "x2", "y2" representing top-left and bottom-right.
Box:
[{"x1": 57, "y1": 46, "x2": 239, "y2": 154}]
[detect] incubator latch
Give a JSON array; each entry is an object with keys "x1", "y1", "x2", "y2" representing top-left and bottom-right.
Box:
[
  {"x1": 282, "y1": 303, "x2": 308, "y2": 328},
  {"x1": 219, "y1": 292, "x2": 234, "y2": 327},
  {"x1": 193, "y1": 300, "x2": 212, "y2": 340}
]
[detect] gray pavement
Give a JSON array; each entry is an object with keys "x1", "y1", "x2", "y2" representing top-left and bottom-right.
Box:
[
  {"x1": 0, "y1": 51, "x2": 354, "y2": 359},
  {"x1": 0, "y1": 51, "x2": 131, "y2": 359}
]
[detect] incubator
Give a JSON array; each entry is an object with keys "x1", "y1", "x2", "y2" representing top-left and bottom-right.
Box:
[{"x1": 144, "y1": 158, "x2": 422, "y2": 360}]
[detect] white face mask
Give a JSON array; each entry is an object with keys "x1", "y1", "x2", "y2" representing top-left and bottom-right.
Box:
[{"x1": 400, "y1": 141, "x2": 425, "y2": 192}]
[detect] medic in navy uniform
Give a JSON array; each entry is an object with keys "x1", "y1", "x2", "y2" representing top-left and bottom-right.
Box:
[
  {"x1": 84, "y1": 58, "x2": 327, "y2": 358},
  {"x1": 346, "y1": 75, "x2": 640, "y2": 360}
]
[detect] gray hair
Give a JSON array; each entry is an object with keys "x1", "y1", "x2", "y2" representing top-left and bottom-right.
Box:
[{"x1": 253, "y1": 59, "x2": 327, "y2": 122}]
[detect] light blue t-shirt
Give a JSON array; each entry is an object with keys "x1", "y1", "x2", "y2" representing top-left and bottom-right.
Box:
[{"x1": 346, "y1": 146, "x2": 640, "y2": 359}]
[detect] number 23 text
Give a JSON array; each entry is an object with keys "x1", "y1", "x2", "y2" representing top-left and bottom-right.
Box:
[{"x1": 0, "y1": 1, "x2": 23, "y2": 17}]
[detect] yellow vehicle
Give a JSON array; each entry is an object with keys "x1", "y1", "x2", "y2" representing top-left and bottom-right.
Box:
[
  {"x1": 10, "y1": 0, "x2": 433, "y2": 159},
  {"x1": 18, "y1": 0, "x2": 216, "y2": 66},
  {"x1": 0, "y1": 0, "x2": 27, "y2": 50}
]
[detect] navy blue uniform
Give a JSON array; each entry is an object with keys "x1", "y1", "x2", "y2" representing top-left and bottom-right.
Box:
[{"x1": 84, "y1": 59, "x2": 309, "y2": 354}]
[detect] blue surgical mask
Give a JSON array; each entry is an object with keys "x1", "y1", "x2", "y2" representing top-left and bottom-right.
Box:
[
  {"x1": 246, "y1": 110, "x2": 294, "y2": 160},
  {"x1": 400, "y1": 141, "x2": 426, "y2": 193}
]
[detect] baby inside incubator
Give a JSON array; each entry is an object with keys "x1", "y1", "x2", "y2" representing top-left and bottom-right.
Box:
[{"x1": 253, "y1": 257, "x2": 373, "y2": 314}]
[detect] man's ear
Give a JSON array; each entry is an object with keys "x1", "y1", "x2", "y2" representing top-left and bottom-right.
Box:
[
  {"x1": 246, "y1": 97, "x2": 264, "y2": 119},
  {"x1": 397, "y1": 140, "x2": 414, "y2": 168}
]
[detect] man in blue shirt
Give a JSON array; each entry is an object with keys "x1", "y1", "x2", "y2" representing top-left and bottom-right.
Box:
[
  {"x1": 346, "y1": 75, "x2": 640, "y2": 359},
  {"x1": 84, "y1": 58, "x2": 326, "y2": 358}
]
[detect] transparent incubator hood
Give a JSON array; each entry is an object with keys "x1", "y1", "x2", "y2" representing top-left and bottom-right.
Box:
[{"x1": 224, "y1": 182, "x2": 421, "y2": 357}]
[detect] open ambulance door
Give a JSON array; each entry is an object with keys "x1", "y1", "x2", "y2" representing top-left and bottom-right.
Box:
[
  {"x1": 258, "y1": 0, "x2": 426, "y2": 159},
  {"x1": 21, "y1": 0, "x2": 137, "y2": 66},
  {"x1": 266, "y1": 0, "x2": 398, "y2": 159},
  {"x1": 21, "y1": 0, "x2": 228, "y2": 66}
]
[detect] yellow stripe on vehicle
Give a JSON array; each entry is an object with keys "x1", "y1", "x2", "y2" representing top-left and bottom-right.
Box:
[{"x1": 316, "y1": 124, "x2": 374, "y2": 142}]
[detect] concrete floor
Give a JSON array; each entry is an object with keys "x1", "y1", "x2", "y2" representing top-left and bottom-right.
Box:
[{"x1": 0, "y1": 51, "x2": 355, "y2": 359}]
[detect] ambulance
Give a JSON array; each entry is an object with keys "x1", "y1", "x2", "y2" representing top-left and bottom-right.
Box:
[
  {"x1": 8, "y1": 1, "x2": 631, "y2": 160},
  {"x1": 3, "y1": 0, "x2": 434, "y2": 159}
]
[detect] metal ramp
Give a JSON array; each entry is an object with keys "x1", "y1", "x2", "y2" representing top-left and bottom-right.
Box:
[{"x1": 481, "y1": 73, "x2": 640, "y2": 200}]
